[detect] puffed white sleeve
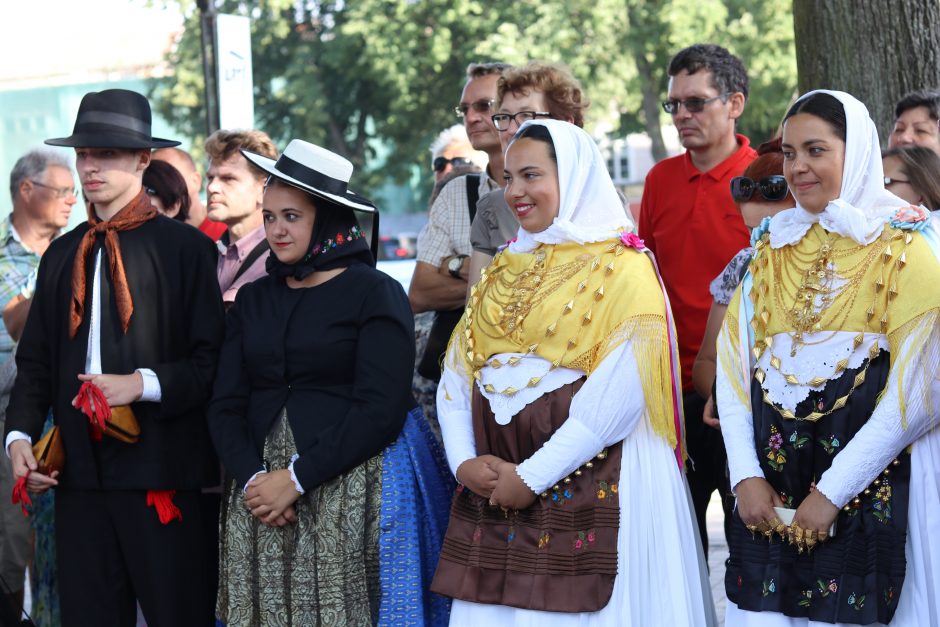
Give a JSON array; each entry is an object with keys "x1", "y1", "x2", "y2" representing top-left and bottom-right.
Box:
[
  {"x1": 514, "y1": 341, "x2": 646, "y2": 494},
  {"x1": 816, "y1": 310, "x2": 940, "y2": 508},
  {"x1": 716, "y1": 295, "x2": 765, "y2": 492},
  {"x1": 437, "y1": 339, "x2": 477, "y2": 478}
]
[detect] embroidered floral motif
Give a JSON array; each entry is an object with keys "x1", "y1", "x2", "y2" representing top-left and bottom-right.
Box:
[
  {"x1": 620, "y1": 232, "x2": 645, "y2": 250},
  {"x1": 537, "y1": 531, "x2": 551, "y2": 549},
  {"x1": 308, "y1": 225, "x2": 363, "y2": 257},
  {"x1": 551, "y1": 488, "x2": 574, "y2": 506},
  {"x1": 737, "y1": 575, "x2": 743, "y2": 588},
  {"x1": 762, "y1": 578, "x2": 777, "y2": 597},
  {"x1": 797, "y1": 589, "x2": 813, "y2": 607},
  {"x1": 472, "y1": 526, "x2": 482, "y2": 544},
  {"x1": 455, "y1": 484, "x2": 465, "y2": 494},
  {"x1": 788, "y1": 431, "x2": 811, "y2": 449},
  {"x1": 778, "y1": 491, "x2": 794, "y2": 508},
  {"x1": 573, "y1": 529, "x2": 596, "y2": 550},
  {"x1": 816, "y1": 578, "x2": 838, "y2": 597},
  {"x1": 847, "y1": 592, "x2": 865, "y2": 610},
  {"x1": 872, "y1": 479, "x2": 893, "y2": 524},
  {"x1": 884, "y1": 586, "x2": 897, "y2": 605},
  {"x1": 765, "y1": 425, "x2": 787, "y2": 471},
  {"x1": 596, "y1": 480, "x2": 618, "y2": 500},
  {"x1": 819, "y1": 434, "x2": 841, "y2": 455},
  {"x1": 507, "y1": 527, "x2": 516, "y2": 544}
]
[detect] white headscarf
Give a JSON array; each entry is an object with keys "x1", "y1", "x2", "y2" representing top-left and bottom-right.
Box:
[
  {"x1": 507, "y1": 119, "x2": 631, "y2": 253},
  {"x1": 769, "y1": 89, "x2": 909, "y2": 248}
]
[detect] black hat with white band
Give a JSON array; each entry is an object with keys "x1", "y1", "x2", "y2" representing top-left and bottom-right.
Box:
[{"x1": 241, "y1": 139, "x2": 376, "y2": 213}]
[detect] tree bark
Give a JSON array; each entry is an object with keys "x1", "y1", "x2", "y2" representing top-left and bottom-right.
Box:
[
  {"x1": 635, "y1": 50, "x2": 669, "y2": 162},
  {"x1": 793, "y1": 0, "x2": 940, "y2": 143}
]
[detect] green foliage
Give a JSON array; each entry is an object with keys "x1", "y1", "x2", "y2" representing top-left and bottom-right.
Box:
[{"x1": 152, "y1": 0, "x2": 796, "y2": 207}]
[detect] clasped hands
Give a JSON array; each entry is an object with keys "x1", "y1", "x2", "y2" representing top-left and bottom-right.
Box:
[
  {"x1": 244, "y1": 469, "x2": 301, "y2": 528},
  {"x1": 735, "y1": 476, "x2": 839, "y2": 554},
  {"x1": 456, "y1": 454, "x2": 537, "y2": 511}
]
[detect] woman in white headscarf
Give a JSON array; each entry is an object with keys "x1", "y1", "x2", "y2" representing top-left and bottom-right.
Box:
[
  {"x1": 430, "y1": 119, "x2": 716, "y2": 626},
  {"x1": 718, "y1": 90, "x2": 940, "y2": 626}
]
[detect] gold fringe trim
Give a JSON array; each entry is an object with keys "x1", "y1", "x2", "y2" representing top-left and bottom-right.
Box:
[
  {"x1": 718, "y1": 308, "x2": 750, "y2": 407},
  {"x1": 888, "y1": 308, "x2": 939, "y2": 430}
]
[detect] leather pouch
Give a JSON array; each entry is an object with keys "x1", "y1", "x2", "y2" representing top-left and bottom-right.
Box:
[
  {"x1": 105, "y1": 405, "x2": 140, "y2": 444},
  {"x1": 32, "y1": 426, "x2": 64, "y2": 476}
]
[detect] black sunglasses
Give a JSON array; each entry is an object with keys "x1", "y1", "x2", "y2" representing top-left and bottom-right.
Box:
[
  {"x1": 661, "y1": 94, "x2": 729, "y2": 115},
  {"x1": 432, "y1": 156, "x2": 473, "y2": 173},
  {"x1": 730, "y1": 175, "x2": 789, "y2": 203}
]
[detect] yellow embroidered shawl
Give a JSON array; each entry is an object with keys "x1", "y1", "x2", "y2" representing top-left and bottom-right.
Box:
[
  {"x1": 721, "y1": 224, "x2": 940, "y2": 427},
  {"x1": 450, "y1": 237, "x2": 681, "y2": 451}
]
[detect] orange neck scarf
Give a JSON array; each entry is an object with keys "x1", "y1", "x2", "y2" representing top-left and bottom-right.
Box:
[{"x1": 69, "y1": 188, "x2": 157, "y2": 338}]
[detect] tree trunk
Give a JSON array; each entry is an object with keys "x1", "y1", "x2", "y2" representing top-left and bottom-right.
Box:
[
  {"x1": 635, "y1": 50, "x2": 669, "y2": 162},
  {"x1": 792, "y1": 0, "x2": 940, "y2": 143}
]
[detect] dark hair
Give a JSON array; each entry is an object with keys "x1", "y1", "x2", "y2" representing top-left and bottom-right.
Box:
[
  {"x1": 784, "y1": 93, "x2": 847, "y2": 142},
  {"x1": 512, "y1": 124, "x2": 557, "y2": 162},
  {"x1": 894, "y1": 90, "x2": 940, "y2": 121},
  {"x1": 466, "y1": 62, "x2": 512, "y2": 80},
  {"x1": 667, "y1": 44, "x2": 749, "y2": 100},
  {"x1": 497, "y1": 61, "x2": 589, "y2": 128},
  {"x1": 882, "y1": 145, "x2": 940, "y2": 210},
  {"x1": 143, "y1": 160, "x2": 190, "y2": 221},
  {"x1": 738, "y1": 137, "x2": 795, "y2": 206}
]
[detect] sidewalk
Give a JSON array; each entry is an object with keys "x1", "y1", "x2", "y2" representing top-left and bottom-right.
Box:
[{"x1": 706, "y1": 492, "x2": 728, "y2": 624}]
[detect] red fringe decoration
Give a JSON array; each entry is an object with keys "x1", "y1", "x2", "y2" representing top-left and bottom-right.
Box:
[
  {"x1": 76, "y1": 381, "x2": 110, "y2": 441},
  {"x1": 146, "y1": 489, "x2": 182, "y2": 525},
  {"x1": 11, "y1": 472, "x2": 31, "y2": 517}
]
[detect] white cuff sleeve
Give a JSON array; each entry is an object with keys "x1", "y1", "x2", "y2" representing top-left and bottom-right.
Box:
[
  {"x1": 516, "y1": 419, "x2": 603, "y2": 494},
  {"x1": 136, "y1": 368, "x2": 162, "y2": 402},
  {"x1": 5, "y1": 431, "x2": 31, "y2": 458},
  {"x1": 287, "y1": 454, "x2": 305, "y2": 495},
  {"x1": 242, "y1": 469, "x2": 266, "y2": 493},
  {"x1": 437, "y1": 342, "x2": 477, "y2": 478}
]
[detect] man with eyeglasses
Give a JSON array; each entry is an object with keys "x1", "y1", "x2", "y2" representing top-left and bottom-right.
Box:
[
  {"x1": 638, "y1": 43, "x2": 756, "y2": 555},
  {"x1": 465, "y1": 61, "x2": 592, "y2": 293},
  {"x1": 410, "y1": 62, "x2": 509, "y2": 318},
  {"x1": 0, "y1": 148, "x2": 76, "y2": 617}
]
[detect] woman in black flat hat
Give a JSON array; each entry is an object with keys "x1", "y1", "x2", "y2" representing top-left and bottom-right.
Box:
[{"x1": 208, "y1": 139, "x2": 453, "y2": 627}]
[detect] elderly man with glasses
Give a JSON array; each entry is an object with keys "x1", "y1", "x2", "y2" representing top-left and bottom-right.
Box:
[
  {"x1": 409, "y1": 62, "x2": 510, "y2": 318},
  {"x1": 637, "y1": 43, "x2": 757, "y2": 556},
  {"x1": 0, "y1": 148, "x2": 76, "y2": 617}
]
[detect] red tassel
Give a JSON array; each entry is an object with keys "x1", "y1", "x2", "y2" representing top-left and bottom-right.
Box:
[
  {"x1": 11, "y1": 472, "x2": 32, "y2": 517},
  {"x1": 146, "y1": 489, "x2": 182, "y2": 525},
  {"x1": 76, "y1": 381, "x2": 110, "y2": 441}
]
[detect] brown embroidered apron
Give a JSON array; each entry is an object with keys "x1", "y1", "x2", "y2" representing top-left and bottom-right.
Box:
[{"x1": 431, "y1": 379, "x2": 622, "y2": 612}]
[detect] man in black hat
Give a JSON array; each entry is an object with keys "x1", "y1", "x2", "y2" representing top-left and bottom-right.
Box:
[{"x1": 3, "y1": 89, "x2": 224, "y2": 626}]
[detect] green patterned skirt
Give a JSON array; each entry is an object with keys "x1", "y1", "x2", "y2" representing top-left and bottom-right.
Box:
[{"x1": 216, "y1": 410, "x2": 382, "y2": 627}]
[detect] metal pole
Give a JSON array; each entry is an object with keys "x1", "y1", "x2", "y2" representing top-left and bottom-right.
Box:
[{"x1": 197, "y1": 0, "x2": 219, "y2": 135}]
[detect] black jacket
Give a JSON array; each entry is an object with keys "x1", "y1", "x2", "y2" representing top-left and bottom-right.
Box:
[
  {"x1": 4, "y1": 215, "x2": 224, "y2": 490},
  {"x1": 208, "y1": 264, "x2": 415, "y2": 491}
]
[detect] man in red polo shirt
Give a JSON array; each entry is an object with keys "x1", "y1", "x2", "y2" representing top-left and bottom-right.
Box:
[{"x1": 638, "y1": 43, "x2": 756, "y2": 553}]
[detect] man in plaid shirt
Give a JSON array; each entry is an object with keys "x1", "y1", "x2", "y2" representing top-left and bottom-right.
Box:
[{"x1": 0, "y1": 148, "x2": 75, "y2": 614}]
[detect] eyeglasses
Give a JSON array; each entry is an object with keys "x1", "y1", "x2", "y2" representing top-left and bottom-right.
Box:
[
  {"x1": 661, "y1": 94, "x2": 729, "y2": 115},
  {"x1": 30, "y1": 180, "x2": 76, "y2": 199},
  {"x1": 454, "y1": 99, "x2": 495, "y2": 118},
  {"x1": 884, "y1": 176, "x2": 911, "y2": 186},
  {"x1": 730, "y1": 175, "x2": 790, "y2": 203},
  {"x1": 491, "y1": 111, "x2": 552, "y2": 131},
  {"x1": 432, "y1": 156, "x2": 473, "y2": 173}
]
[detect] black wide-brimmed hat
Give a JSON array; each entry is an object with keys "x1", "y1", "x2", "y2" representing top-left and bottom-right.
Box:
[
  {"x1": 45, "y1": 89, "x2": 180, "y2": 149},
  {"x1": 241, "y1": 139, "x2": 376, "y2": 213}
]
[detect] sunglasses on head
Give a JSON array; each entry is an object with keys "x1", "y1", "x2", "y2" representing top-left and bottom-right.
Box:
[
  {"x1": 432, "y1": 156, "x2": 473, "y2": 173},
  {"x1": 730, "y1": 175, "x2": 789, "y2": 203}
]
